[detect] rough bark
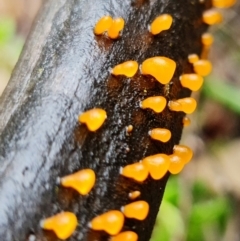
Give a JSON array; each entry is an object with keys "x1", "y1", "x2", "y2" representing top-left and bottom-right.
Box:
[{"x1": 0, "y1": 0, "x2": 210, "y2": 240}]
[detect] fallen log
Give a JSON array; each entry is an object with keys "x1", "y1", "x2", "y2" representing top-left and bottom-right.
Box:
[{"x1": 0, "y1": 0, "x2": 210, "y2": 240}]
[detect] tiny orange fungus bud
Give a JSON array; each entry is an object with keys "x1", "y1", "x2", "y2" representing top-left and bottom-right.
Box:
[
  {"x1": 79, "y1": 108, "x2": 107, "y2": 131},
  {"x1": 188, "y1": 54, "x2": 199, "y2": 64},
  {"x1": 150, "y1": 14, "x2": 173, "y2": 35},
  {"x1": 182, "y1": 116, "x2": 191, "y2": 127},
  {"x1": 201, "y1": 33, "x2": 214, "y2": 46},
  {"x1": 168, "y1": 154, "x2": 185, "y2": 174},
  {"x1": 111, "y1": 231, "x2": 138, "y2": 241},
  {"x1": 193, "y1": 60, "x2": 212, "y2": 76},
  {"x1": 129, "y1": 191, "x2": 141, "y2": 200},
  {"x1": 126, "y1": 125, "x2": 133, "y2": 133},
  {"x1": 40, "y1": 212, "x2": 77, "y2": 240},
  {"x1": 108, "y1": 17, "x2": 125, "y2": 39},
  {"x1": 173, "y1": 144, "x2": 193, "y2": 164},
  {"x1": 60, "y1": 169, "x2": 95, "y2": 195},
  {"x1": 111, "y1": 61, "x2": 138, "y2": 77},
  {"x1": 142, "y1": 154, "x2": 170, "y2": 180},
  {"x1": 213, "y1": 0, "x2": 236, "y2": 8},
  {"x1": 141, "y1": 57, "x2": 176, "y2": 84},
  {"x1": 180, "y1": 74, "x2": 204, "y2": 91},
  {"x1": 140, "y1": 96, "x2": 167, "y2": 113},
  {"x1": 149, "y1": 128, "x2": 171, "y2": 142},
  {"x1": 94, "y1": 16, "x2": 113, "y2": 35},
  {"x1": 203, "y1": 9, "x2": 223, "y2": 25},
  {"x1": 122, "y1": 201, "x2": 149, "y2": 220},
  {"x1": 89, "y1": 210, "x2": 124, "y2": 235},
  {"x1": 120, "y1": 162, "x2": 149, "y2": 182}
]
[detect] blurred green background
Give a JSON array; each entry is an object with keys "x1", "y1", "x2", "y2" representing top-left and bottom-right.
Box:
[{"x1": 0, "y1": 1, "x2": 239, "y2": 241}]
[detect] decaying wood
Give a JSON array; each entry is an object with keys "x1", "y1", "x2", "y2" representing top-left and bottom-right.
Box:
[{"x1": 0, "y1": 0, "x2": 210, "y2": 240}]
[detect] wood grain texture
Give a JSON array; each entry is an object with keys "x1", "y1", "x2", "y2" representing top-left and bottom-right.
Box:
[{"x1": 0, "y1": 0, "x2": 210, "y2": 240}]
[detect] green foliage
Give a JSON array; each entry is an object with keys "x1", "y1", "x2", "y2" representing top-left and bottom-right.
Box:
[
  {"x1": 203, "y1": 78, "x2": 240, "y2": 115},
  {"x1": 0, "y1": 16, "x2": 23, "y2": 71},
  {"x1": 151, "y1": 177, "x2": 232, "y2": 241},
  {"x1": 0, "y1": 17, "x2": 15, "y2": 45}
]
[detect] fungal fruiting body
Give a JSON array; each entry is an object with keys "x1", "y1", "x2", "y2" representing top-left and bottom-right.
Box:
[
  {"x1": 111, "y1": 231, "x2": 138, "y2": 241},
  {"x1": 168, "y1": 97, "x2": 197, "y2": 114},
  {"x1": 108, "y1": 18, "x2": 125, "y2": 39},
  {"x1": 120, "y1": 162, "x2": 148, "y2": 182},
  {"x1": 203, "y1": 9, "x2": 223, "y2": 25},
  {"x1": 142, "y1": 154, "x2": 170, "y2": 180},
  {"x1": 141, "y1": 57, "x2": 176, "y2": 84},
  {"x1": 168, "y1": 100, "x2": 182, "y2": 112},
  {"x1": 173, "y1": 145, "x2": 193, "y2": 164},
  {"x1": 94, "y1": 16, "x2": 113, "y2": 35},
  {"x1": 176, "y1": 98, "x2": 197, "y2": 114},
  {"x1": 180, "y1": 74, "x2": 204, "y2": 91},
  {"x1": 201, "y1": 33, "x2": 214, "y2": 59},
  {"x1": 149, "y1": 128, "x2": 171, "y2": 142},
  {"x1": 126, "y1": 125, "x2": 133, "y2": 134},
  {"x1": 193, "y1": 60, "x2": 212, "y2": 76},
  {"x1": 40, "y1": 212, "x2": 77, "y2": 240},
  {"x1": 182, "y1": 116, "x2": 191, "y2": 127},
  {"x1": 60, "y1": 169, "x2": 95, "y2": 195},
  {"x1": 122, "y1": 201, "x2": 149, "y2": 220},
  {"x1": 188, "y1": 54, "x2": 199, "y2": 64},
  {"x1": 89, "y1": 210, "x2": 124, "y2": 235},
  {"x1": 213, "y1": 0, "x2": 236, "y2": 8},
  {"x1": 111, "y1": 61, "x2": 138, "y2": 77},
  {"x1": 140, "y1": 96, "x2": 167, "y2": 113},
  {"x1": 150, "y1": 14, "x2": 173, "y2": 35},
  {"x1": 129, "y1": 191, "x2": 141, "y2": 200},
  {"x1": 202, "y1": 33, "x2": 214, "y2": 46},
  {"x1": 78, "y1": 108, "x2": 107, "y2": 131},
  {"x1": 168, "y1": 154, "x2": 185, "y2": 174}
]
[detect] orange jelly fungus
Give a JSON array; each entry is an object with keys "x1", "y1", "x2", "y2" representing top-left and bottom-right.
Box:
[
  {"x1": 168, "y1": 100, "x2": 182, "y2": 112},
  {"x1": 108, "y1": 17, "x2": 125, "y2": 39},
  {"x1": 169, "y1": 98, "x2": 197, "y2": 114},
  {"x1": 168, "y1": 154, "x2": 185, "y2": 174},
  {"x1": 89, "y1": 210, "x2": 124, "y2": 235},
  {"x1": 188, "y1": 54, "x2": 199, "y2": 64},
  {"x1": 111, "y1": 61, "x2": 138, "y2": 77},
  {"x1": 140, "y1": 96, "x2": 167, "y2": 113},
  {"x1": 40, "y1": 212, "x2": 77, "y2": 240},
  {"x1": 61, "y1": 169, "x2": 95, "y2": 195},
  {"x1": 129, "y1": 191, "x2": 141, "y2": 200},
  {"x1": 173, "y1": 144, "x2": 193, "y2": 164},
  {"x1": 141, "y1": 57, "x2": 176, "y2": 84},
  {"x1": 122, "y1": 201, "x2": 149, "y2": 220},
  {"x1": 120, "y1": 162, "x2": 149, "y2": 182},
  {"x1": 150, "y1": 14, "x2": 173, "y2": 35},
  {"x1": 79, "y1": 108, "x2": 107, "y2": 131},
  {"x1": 203, "y1": 9, "x2": 223, "y2": 25},
  {"x1": 149, "y1": 128, "x2": 171, "y2": 142},
  {"x1": 111, "y1": 231, "x2": 138, "y2": 241},
  {"x1": 177, "y1": 97, "x2": 197, "y2": 114},
  {"x1": 182, "y1": 116, "x2": 191, "y2": 127},
  {"x1": 94, "y1": 16, "x2": 113, "y2": 35},
  {"x1": 142, "y1": 154, "x2": 170, "y2": 180},
  {"x1": 213, "y1": 0, "x2": 236, "y2": 8},
  {"x1": 180, "y1": 74, "x2": 204, "y2": 91},
  {"x1": 193, "y1": 60, "x2": 212, "y2": 76},
  {"x1": 202, "y1": 33, "x2": 214, "y2": 46}
]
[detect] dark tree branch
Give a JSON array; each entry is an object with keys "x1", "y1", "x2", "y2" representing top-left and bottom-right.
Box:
[{"x1": 0, "y1": 0, "x2": 210, "y2": 240}]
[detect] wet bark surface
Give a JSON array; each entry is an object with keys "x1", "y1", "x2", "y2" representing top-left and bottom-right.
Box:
[{"x1": 0, "y1": 0, "x2": 210, "y2": 240}]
